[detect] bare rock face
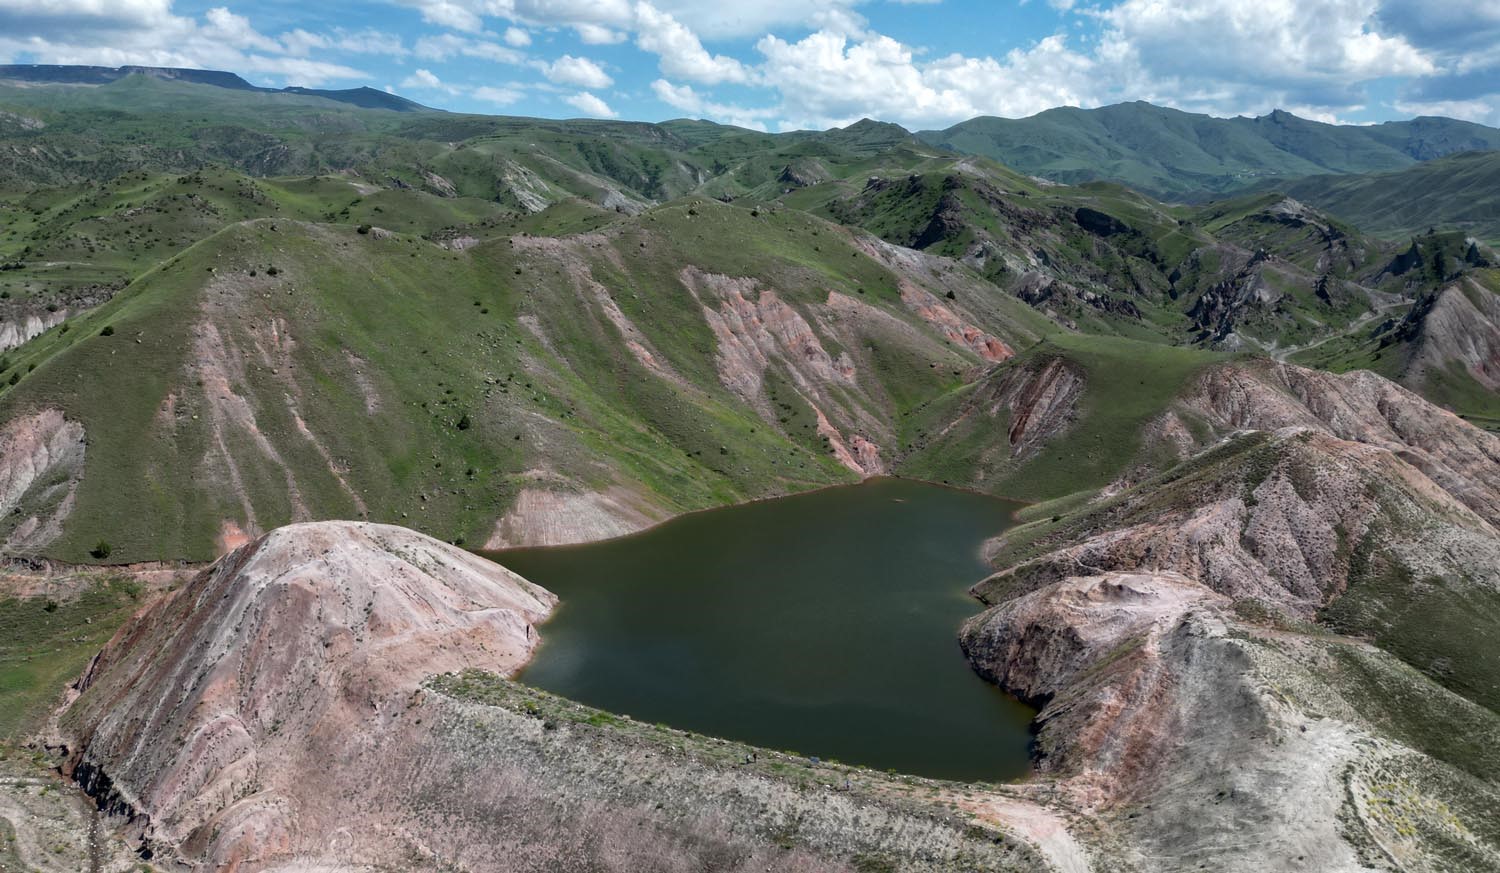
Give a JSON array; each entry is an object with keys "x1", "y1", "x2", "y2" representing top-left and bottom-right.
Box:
[
  {"x1": 962, "y1": 571, "x2": 1226, "y2": 705},
  {"x1": 979, "y1": 428, "x2": 1498, "y2": 617},
  {"x1": 964, "y1": 562, "x2": 1500, "y2": 871},
  {"x1": 962, "y1": 572, "x2": 1392, "y2": 872},
  {"x1": 964, "y1": 376, "x2": 1500, "y2": 871},
  {"x1": 1169, "y1": 359, "x2": 1500, "y2": 524},
  {"x1": 929, "y1": 354, "x2": 1085, "y2": 461},
  {"x1": 996, "y1": 357, "x2": 1084, "y2": 456},
  {"x1": 1405, "y1": 279, "x2": 1500, "y2": 391},
  {"x1": 0, "y1": 308, "x2": 67, "y2": 352},
  {"x1": 0, "y1": 408, "x2": 85, "y2": 551},
  {"x1": 61, "y1": 521, "x2": 555, "y2": 867}
]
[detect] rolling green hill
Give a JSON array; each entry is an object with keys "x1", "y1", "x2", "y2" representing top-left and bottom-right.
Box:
[
  {"x1": 919, "y1": 102, "x2": 1500, "y2": 201},
  {"x1": 0, "y1": 68, "x2": 1494, "y2": 561},
  {"x1": 0, "y1": 198, "x2": 1060, "y2": 561},
  {"x1": 1277, "y1": 151, "x2": 1500, "y2": 244}
]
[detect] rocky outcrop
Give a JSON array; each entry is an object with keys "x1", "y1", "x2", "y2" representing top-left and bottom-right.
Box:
[
  {"x1": 926, "y1": 355, "x2": 1084, "y2": 462},
  {"x1": 979, "y1": 428, "x2": 1498, "y2": 616},
  {"x1": 0, "y1": 308, "x2": 67, "y2": 352},
  {"x1": 963, "y1": 366, "x2": 1500, "y2": 871},
  {"x1": 0, "y1": 408, "x2": 85, "y2": 552},
  {"x1": 421, "y1": 170, "x2": 458, "y2": 198},
  {"x1": 485, "y1": 485, "x2": 668, "y2": 548},
  {"x1": 997, "y1": 357, "x2": 1084, "y2": 454},
  {"x1": 1402, "y1": 279, "x2": 1500, "y2": 392},
  {"x1": 962, "y1": 571, "x2": 1439, "y2": 872},
  {"x1": 498, "y1": 158, "x2": 556, "y2": 213},
  {"x1": 778, "y1": 159, "x2": 831, "y2": 189},
  {"x1": 62, "y1": 522, "x2": 556, "y2": 867},
  {"x1": 684, "y1": 267, "x2": 886, "y2": 476},
  {"x1": 689, "y1": 269, "x2": 857, "y2": 402},
  {"x1": 964, "y1": 570, "x2": 1225, "y2": 707},
  {"x1": 1171, "y1": 360, "x2": 1500, "y2": 524}
]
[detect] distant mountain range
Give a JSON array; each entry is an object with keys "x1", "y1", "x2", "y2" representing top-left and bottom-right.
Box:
[
  {"x1": 918, "y1": 101, "x2": 1500, "y2": 201},
  {"x1": 2, "y1": 63, "x2": 1496, "y2": 238},
  {"x1": 0, "y1": 63, "x2": 430, "y2": 112}
]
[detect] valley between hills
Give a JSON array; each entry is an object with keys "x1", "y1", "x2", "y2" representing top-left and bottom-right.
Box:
[{"x1": 0, "y1": 65, "x2": 1498, "y2": 873}]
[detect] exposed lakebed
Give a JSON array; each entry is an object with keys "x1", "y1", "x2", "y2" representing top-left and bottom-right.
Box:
[{"x1": 491, "y1": 478, "x2": 1036, "y2": 782}]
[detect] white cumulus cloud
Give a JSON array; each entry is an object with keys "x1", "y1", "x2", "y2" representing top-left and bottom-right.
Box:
[
  {"x1": 542, "y1": 54, "x2": 612, "y2": 89},
  {"x1": 565, "y1": 90, "x2": 617, "y2": 117},
  {"x1": 634, "y1": 2, "x2": 751, "y2": 84},
  {"x1": 651, "y1": 78, "x2": 773, "y2": 129}
]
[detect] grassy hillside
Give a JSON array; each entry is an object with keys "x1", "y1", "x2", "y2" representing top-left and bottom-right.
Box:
[
  {"x1": 1278, "y1": 151, "x2": 1500, "y2": 244},
  {"x1": 0, "y1": 197, "x2": 1063, "y2": 560},
  {"x1": 919, "y1": 102, "x2": 1500, "y2": 201},
  {"x1": 0, "y1": 576, "x2": 147, "y2": 739},
  {"x1": 0, "y1": 166, "x2": 511, "y2": 350},
  {"x1": 803, "y1": 157, "x2": 1434, "y2": 353},
  {"x1": 0, "y1": 71, "x2": 1492, "y2": 562}
]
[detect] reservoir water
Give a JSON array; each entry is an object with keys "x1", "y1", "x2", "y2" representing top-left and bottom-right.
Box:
[{"x1": 491, "y1": 477, "x2": 1036, "y2": 782}]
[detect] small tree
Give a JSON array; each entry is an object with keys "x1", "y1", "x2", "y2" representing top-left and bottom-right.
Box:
[
  {"x1": 456, "y1": 413, "x2": 473, "y2": 431},
  {"x1": 90, "y1": 540, "x2": 112, "y2": 560},
  {"x1": 99, "y1": 325, "x2": 114, "y2": 337}
]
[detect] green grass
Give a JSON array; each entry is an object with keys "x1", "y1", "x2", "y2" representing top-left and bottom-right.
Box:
[
  {"x1": 1318, "y1": 644, "x2": 1500, "y2": 784},
  {"x1": 918, "y1": 102, "x2": 1500, "y2": 202},
  {"x1": 0, "y1": 578, "x2": 145, "y2": 738},
  {"x1": 1280, "y1": 152, "x2": 1500, "y2": 244},
  {"x1": 901, "y1": 333, "x2": 1227, "y2": 500},
  {"x1": 1322, "y1": 526, "x2": 1500, "y2": 716},
  {"x1": 3, "y1": 194, "x2": 1072, "y2": 560}
]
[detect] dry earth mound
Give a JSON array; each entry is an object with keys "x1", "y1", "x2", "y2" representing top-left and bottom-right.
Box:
[{"x1": 60, "y1": 521, "x2": 555, "y2": 868}]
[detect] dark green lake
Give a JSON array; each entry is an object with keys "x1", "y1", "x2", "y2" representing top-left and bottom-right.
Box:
[{"x1": 491, "y1": 478, "x2": 1036, "y2": 782}]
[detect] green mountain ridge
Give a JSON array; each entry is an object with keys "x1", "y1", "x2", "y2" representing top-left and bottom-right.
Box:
[
  {"x1": 919, "y1": 101, "x2": 1500, "y2": 201},
  {"x1": 0, "y1": 63, "x2": 431, "y2": 112},
  {"x1": 1274, "y1": 150, "x2": 1500, "y2": 244}
]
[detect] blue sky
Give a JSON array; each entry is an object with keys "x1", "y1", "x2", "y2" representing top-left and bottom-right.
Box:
[{"x1": 1, "y1": 0, "x2": 1497, "y2": 130}]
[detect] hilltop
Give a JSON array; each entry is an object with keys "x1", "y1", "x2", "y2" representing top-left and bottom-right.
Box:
[
  {"x1": 919, "y1": 102, "x2": 1500, "y2": 201},
  {"x1": 0, "y1": 63, "x2": 430, "y2": 111}
]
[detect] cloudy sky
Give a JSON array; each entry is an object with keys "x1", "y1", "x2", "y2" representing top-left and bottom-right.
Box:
[{"x1": 1, "y1": 0, "x2": 1496, "y2": 130}]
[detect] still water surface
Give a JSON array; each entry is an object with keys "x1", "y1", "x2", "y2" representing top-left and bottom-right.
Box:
[{"x1": 492, "y1": 477, "x2": 1036, "y2": 782}]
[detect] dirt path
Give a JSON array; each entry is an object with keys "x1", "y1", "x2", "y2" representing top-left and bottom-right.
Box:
[
  {"x1": 952, "y1": 792, "x2": 1093, "y2": 873},
  {"x1": 1272, "y1": 301, "x2": 1407, "y2": 362},
  {"x1": 0, "y1": 772, "x2": 107, "y2": 873}
]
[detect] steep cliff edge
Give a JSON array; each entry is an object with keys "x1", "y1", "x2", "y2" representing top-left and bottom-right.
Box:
[
  {"x1": 963, "y1": 569, "x2": 1500, "y2": 872},
  {"x1": 60, "y1": 521, "x2": 556, "y2": 867},
  {"x1": 962, "y1": 367, "x2": 1500, "y2": 871}
]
